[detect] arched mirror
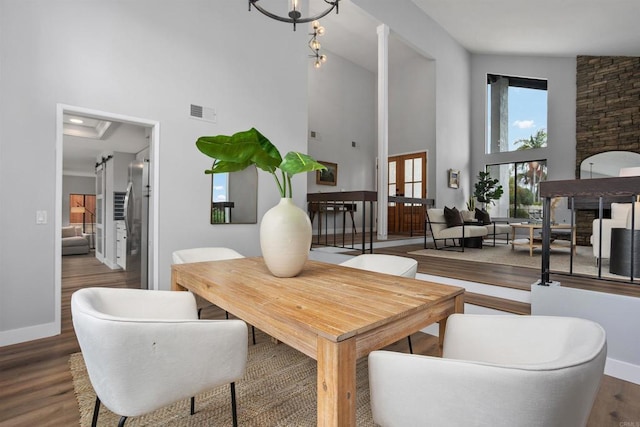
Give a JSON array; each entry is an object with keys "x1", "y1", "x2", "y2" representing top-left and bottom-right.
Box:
[
  {"x1": 580, "y1": 151, "x2": 640, "y2": 179},
  {"x1": 211, "y1": 165, "x2": 258, "y2": 224}
]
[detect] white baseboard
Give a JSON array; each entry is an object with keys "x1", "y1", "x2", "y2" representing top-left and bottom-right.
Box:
[
  {"x1": 605, "y1": 357, "x2": 640, "y2": 385},
  {"x1": 0, "y1": 321, "x2": 60, "y2": 347}
]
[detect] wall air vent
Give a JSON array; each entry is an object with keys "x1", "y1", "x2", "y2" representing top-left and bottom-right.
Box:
[{"x1": 190, "y1": 104, "x2": 217, "y2": 123}]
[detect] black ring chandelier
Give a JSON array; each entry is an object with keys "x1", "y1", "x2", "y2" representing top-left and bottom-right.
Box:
[{"x1": 248, "y1": 0, "x2": 340, "y2": 31}]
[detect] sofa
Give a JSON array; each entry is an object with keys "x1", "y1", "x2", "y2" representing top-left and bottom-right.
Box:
[
  {"x1": 425, "y1": 208, "x2": 488, "y2": 251},
  {"x1": 62, "y1": 225, "x2": 90, "y2": 255}
]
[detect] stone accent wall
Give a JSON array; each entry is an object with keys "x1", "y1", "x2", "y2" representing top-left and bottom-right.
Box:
[
  {"x1": 575, "y1": 56, "x2": 640, "y2": 245},
  {"x1": 576, "y1": 56, "x2": 640, "y2": 173}
]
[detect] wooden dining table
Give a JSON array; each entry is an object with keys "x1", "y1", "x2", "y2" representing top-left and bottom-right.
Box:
[{"x1": 171, "y1": 257, "x2": 465, "y2": 426}]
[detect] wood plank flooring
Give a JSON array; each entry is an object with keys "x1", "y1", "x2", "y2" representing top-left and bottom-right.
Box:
[{"x1": 0, "y1": 251, "x2": 638, "y2": 426}]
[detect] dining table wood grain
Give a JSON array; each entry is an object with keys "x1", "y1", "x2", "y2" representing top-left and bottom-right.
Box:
[{"x1": 171, "y1": 256, "x2": 465, "y2": 426}]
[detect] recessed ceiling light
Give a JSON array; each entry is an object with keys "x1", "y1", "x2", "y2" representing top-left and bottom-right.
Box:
[{"x1": 69, "y1": 118, "x2": 84, "y2": 124}]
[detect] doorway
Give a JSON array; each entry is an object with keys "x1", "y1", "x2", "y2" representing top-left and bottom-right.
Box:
[
  {"x1": 388, "y1": 152, "x2": 427, "y2": 234},
  {"x1": 54, "y1": 104, "x2": 160, "y2": 333}
]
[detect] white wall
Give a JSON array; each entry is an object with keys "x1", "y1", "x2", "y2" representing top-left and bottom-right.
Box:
[
  {"x1": 354, "y1": 0, "x2": 471, "y2": 208},
  {"x1": 307, "y1": 50, "x2": 377, "y2": 194},
  {"x1": 0, "y1": 0, "x2": 308, "y2": 344},
  {"x1": 389, "y1": 51, "x2": 436, "y2": 198},
  {"x1": 532, "y1": 284, "x2": 640, "y2": 385}
]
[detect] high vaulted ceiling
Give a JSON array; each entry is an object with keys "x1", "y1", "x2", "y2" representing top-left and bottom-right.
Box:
[
  {"x1": 410, "y1": 0, "x2": 640, "y2": 56},
  {"x1": 316, "y1": 0, "x2": 640, "y2": 73}
]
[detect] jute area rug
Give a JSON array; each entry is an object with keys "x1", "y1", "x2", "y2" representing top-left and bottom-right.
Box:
[
  {"x1": 409, "y1": 240, "x2": 624, "y2": 280},
  {"x1": 70, "y1": 340, "x2": 374, "y2": 426}
]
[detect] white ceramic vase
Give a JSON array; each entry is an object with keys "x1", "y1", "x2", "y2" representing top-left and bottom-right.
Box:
[{"x1": 260, "y1": 198, "x2": 312, "y2": 277}]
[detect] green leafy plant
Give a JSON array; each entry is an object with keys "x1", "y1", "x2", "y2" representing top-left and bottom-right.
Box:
[
  {"x1": 473, "y1": 170, "x2": 504, "y2": 207},
  {"x1": 196, "y1": 128, "x2": 326, "y2": 198},
  {"x1": 466, "y1": 196, "x2": 476, "y2": 211}
]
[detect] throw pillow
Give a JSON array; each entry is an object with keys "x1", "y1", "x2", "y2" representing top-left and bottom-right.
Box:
[
  {"x1": 444, "y1": 206, "x2": 463, "y2": 228},
  {"x1": 62, "y1": 226, "x2": 76, "y2": 238},
  {"x1": 475, "y1": 208, "x2": 491, "y2": 225}
]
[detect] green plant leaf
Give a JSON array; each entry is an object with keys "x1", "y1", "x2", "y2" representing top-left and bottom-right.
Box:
[
  {"x1": 205, "y1": 159, "x2": 253, "y2": 174},
  {"x1": 281, "y1": 152, "x2": 327, "y2": 176},
  {"x1": 196, "y1": 127, "x2": 324, "y2": 198}
]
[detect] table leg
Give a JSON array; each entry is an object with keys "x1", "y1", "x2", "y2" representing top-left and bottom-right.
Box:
[
  {"x1": 170, "y1": 268, "x2": 186, "y2": 292},
  {"x1": 510, "y1": 227, "x2": 515, "y2": 250},
  {"x1": 437, "y1": 293, "x2": 465, "y2": 352},
  {"x1": 317, "y1": 337, "x2": 356, "y2": 427},
  {"x1": 529, "y1": 227, "x2": 534, "y2": 257}
]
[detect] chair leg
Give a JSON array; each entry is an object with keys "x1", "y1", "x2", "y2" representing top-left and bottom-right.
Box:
[
  {"x1": 118, "y1": 416, "x2": 128, "y2": 427},
  {"x1": 191, "y1": 396, "x2": 195, "y2": 415},
  {"x1": 230, "y1": 382, "x2": 239, "y2": 427},
  {"x1": 91, "y1": 396, "x2": 101, "y2": 427},
  {"x1": 407, "y1": 335, "x2": 413, "y2": 354}
]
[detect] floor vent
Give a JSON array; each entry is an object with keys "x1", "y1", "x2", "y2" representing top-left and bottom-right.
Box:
[{"x1": 190, "y1": 104, "x2": 217, "y2": 123}]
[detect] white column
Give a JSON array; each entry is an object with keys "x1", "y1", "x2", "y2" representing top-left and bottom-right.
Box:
[{"x1": 377, "y1": 24, "x2": 389, "y2": 241}]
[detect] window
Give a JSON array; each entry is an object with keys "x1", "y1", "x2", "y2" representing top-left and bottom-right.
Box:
[
  {"x1": 487, "y1": 74, "x2": 548, "y2": 154},
  {"x1": 485, "y1": 160, "x2": 547, "y2": 219},
  {"x1": 69, "y1": 194, "x2": 96, "y2": 233}
]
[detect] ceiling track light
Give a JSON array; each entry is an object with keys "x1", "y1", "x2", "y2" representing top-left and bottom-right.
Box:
[
  {"x1": 248, "y1": 0, "x2": 340, "y2": 31},
  {"x1": 309, "y1": 20, "x2": 327, "y2": 69}
]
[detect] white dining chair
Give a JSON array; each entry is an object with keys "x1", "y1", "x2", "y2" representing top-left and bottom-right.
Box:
[
  {"x1": 369, "y1": 314, "x2": 607, "y2": 427},
  {"x1": 172, "y1": 247, "x2": 256, "y2": 344},
  {"x1": 340, "y1": 254, "x2": 419, "y2": 353},
  {"x1": 72, "y1": 287, "x2": 248, "y2": 427}
]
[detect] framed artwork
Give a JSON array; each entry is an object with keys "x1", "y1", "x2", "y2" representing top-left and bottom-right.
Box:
[
  {"x1": 316, "y1": 161, "x2": 338, "y2": 186},
  {"x1": 448, "y1": 169, "x2": 460, "y2": 189}
]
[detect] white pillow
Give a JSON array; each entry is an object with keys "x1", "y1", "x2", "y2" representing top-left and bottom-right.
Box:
[
  {"x1": 611, "y1": 203, "x2": 631, "y2": 221},
  {"x1": 625, "y1": 202, "x2": 640, "y2": 229}
]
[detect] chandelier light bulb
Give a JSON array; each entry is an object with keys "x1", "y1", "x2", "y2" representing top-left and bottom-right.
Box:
[{"x1": 307, "y1": 19, "x2": 328, "y2": 70}]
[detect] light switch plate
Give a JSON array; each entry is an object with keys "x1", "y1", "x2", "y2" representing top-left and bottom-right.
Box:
[{"x1": 36, "y1": 210, "x2": 47, "y2": 224}]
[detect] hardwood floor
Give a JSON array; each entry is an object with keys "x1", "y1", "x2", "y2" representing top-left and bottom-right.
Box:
[{"x1": 0, "y1": 251, "x2": 638, "y2": 426}]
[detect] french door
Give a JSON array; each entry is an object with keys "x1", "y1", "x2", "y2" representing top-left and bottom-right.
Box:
[{"x1": 388, "y1": 152, "x2": 427, "y2": 234}]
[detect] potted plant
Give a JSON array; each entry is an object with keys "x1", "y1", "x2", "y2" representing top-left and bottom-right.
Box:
[
  {"x1": 196, "y1": 127, "x2": 326, "y2": 277},
  {"x1": 473, "y1": 171, "x2": 504, "y2": 210}
]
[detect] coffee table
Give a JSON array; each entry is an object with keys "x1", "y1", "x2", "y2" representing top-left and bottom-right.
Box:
[{"x1": 510, "y1": 222, "x2": 575, "y2": 256}]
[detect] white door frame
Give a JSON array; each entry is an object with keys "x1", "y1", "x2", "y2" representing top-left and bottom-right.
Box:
[{"x1": 55, "y1": 104, "x2": 160, "y2": 331}]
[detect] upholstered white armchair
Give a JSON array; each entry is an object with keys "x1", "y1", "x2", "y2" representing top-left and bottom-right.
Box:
[
  {"x1": 340, "y1": 254, "x2": 418, "y2": 353},
  {"x1": 369, "y1": 314, "x2": 607, "y2": 427},
  {"x1": 172, "y1": 247, "x2": 256, "y2": 344},
  {"x1": 339, "y1": 254, "x2": 418, "y2": 278},
  {"x1": 591, "y1": 202, "x2": 638, "y2": 264},
  {"x1": 172, "y1": 247, "x2": 244, "y2": 316},
  {"x1": 71, "y1": 287, "x2": 248, "y2": 427}
]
